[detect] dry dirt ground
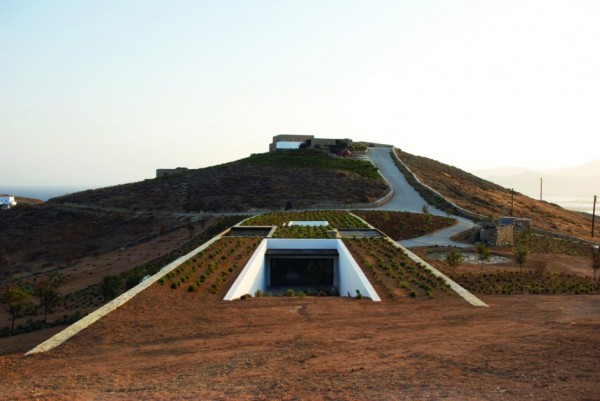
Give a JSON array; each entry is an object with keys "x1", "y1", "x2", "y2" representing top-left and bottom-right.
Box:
[
  {"x1": 416, "y1": 247, "x2": 597, "y2": 279},
  {"x1": 1, "y1": 285, "x2": 599, "y2": 400}
]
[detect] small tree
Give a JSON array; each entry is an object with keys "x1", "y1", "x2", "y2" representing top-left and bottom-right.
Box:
[
  {"x1": 514, "y1": 229, "x2": 531, "y2": 272},
  {"x1": 1, "y1": 286, "x2": 32, "y2": 333},
  {"x1": 445, "y1": 250, "x2": 463, "y2": 272},
  {"x1": 422, "y1": 213, "x2": 432, "y2": 229},
  {"x1": 475, "y1": 243, "x2": 490, "y2": 273},
  {"x1": 532, "y1": 259, "x2": 547, "y2": 276},
  {"x1": 34, "y1": 278, "x2": 61, "y2": 323},
  {"x1": 101, "y1": 275, "x2": 123, "y2": 302},
  {"x1": 381, "y1": 211, "x2": 390, "y2": 222},
  {"x1": 186, "y1": 222, "x2": 195, "y2": 240},
  {"x1": 514, "y1": 244, "x2": 529, "y2": 272}
]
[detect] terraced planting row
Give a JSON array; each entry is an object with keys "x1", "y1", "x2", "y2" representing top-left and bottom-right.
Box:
[
  {"x1": 344, "y1": 237, "x2": 451, "y2": 299},
  {"x1": 158, "y1": 237, "x2": 261, "y2": 295},
  {"x1": 272, "y1": 225, "x2": 337, "y2": 239},
  {"x1": 242, "y1": 211, "x2": 367, "y2": 229},
  {"x1": 454, "y1": 271, "x2": 600, "y2": 295}
]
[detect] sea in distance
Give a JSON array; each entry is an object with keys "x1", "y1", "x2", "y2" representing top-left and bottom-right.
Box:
[{"x1": 1, "y1": 186, "x2": 93, "y2": 201}]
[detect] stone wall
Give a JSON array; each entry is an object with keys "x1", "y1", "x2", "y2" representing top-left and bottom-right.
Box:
[{"x1": 480, "y1": 225, "x2": 514, "y2": 246}]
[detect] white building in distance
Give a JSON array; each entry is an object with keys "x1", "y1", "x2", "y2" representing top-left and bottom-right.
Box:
[{"x1": 0, "y1": 194, "x2": 17, "y2": 209}]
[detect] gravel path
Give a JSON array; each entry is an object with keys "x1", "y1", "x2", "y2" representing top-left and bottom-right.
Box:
[{"x1": 366, "y1": 147, "x2": 474, "y2": 248}]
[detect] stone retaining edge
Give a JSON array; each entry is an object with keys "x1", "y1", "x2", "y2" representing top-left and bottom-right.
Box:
[
  {"x1": 350, "y1": 212, "x2": 487, "y2": 307},
  {"x1": 388, "y1": 239, "x2": 489, "y2": 307},
  {"x1": 25, "y1": 227, "x2": 233, "y2": 355}
]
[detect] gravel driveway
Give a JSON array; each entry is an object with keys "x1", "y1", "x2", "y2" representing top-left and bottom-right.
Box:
[{"x1": 366, "y1": 147, "x2": 473, "y2": 248}]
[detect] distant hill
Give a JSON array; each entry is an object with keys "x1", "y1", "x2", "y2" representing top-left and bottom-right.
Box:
[
  {"x1": 474, "y1": 159, "x2": 600, "y2": 178},
  {"x1": 15, "y1": 196, "x2": 44, "y2": 206},
  {"x1": 474, "y1": 160, "x2": 600, "y2": 206},
  {"x1": 396, "y1": 150, "x2": 596, "y2": 241},
  {"x1": 49, "y1": 149, "x2": 389, "y2": 212}
]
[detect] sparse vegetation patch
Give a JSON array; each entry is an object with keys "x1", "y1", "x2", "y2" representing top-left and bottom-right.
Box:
[
  {"x1": 344, "y1": 237, "x2": 451, "y2": 299},
  {"x1": 451, "y1": 271, "x2": 600, "y2": 295},
  {"x1": 243, "y1": 211, "x2": 367, "y2": 229},
  {"x1": 353, "y1": 210, "x2": 456, "y2": 240},
  {"x1": 158, "y1": 237, "x2": 261, "y2": 296},
  {"x1": 242, "y1": 149, "x2": 382, "y2": 180}
]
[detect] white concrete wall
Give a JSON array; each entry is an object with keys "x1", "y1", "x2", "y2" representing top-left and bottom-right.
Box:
[
  {"x1": 223, "y1": 239, "x2": 268, "y2": 300},
  {"x1": 224, "y1": 238, "x2": 380, "y2": 301},
  {"x1": 337, "y1": 240, "x2": 381, "y2": 301}
]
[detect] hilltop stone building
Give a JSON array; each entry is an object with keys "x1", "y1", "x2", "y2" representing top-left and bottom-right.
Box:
[
  {"x1": 269, "y1": 135, "x2": 353, "y2": 153},
  {"x1": 156, "y1": 167, "x2": 189, "y2": 178}
]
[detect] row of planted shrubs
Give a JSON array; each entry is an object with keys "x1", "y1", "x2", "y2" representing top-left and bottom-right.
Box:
[
  {"x1": 344, "y1": 237, "x2": 451, "y2": 299},
  {"x1": 240, "y1": 288, "x2": 347, "y2": 300},
  {"x1": 0, "y1": 311, "x2": 82, "y2": 338},
  {"x1": 158, "y1": 237, "x2": 261, "y2": 295},
  {"x1": 242, "y1": 210, "x2": 367, "y2": 229},
  {"x1": 454, "y1": 270, "x2": 600, "y2": 295},
  {"x1": 273, "y1": 225, "x2": 337, "y2": 239}
]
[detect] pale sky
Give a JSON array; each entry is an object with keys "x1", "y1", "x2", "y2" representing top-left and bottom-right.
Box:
[{"x1": 1, "y1": 0, "x2": 599, "y2": 188}]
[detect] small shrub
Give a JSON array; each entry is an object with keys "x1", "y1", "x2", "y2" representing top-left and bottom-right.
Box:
[{"x1": 285, "y1": 289, "x2": 295, "y2": 297}]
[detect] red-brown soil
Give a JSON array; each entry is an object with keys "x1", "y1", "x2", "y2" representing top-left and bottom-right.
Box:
[
  {"x1": 416, "y1": 246, "x2": 597, "y2": 279},
  {"x1": 1, "y1": 285, "x2": 599, "y2": 400}
]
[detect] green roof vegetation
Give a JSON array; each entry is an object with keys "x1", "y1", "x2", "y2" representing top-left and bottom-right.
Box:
[
  {"x1": 241, "y1": 149, "x2": 382, "y2": 180},
  {"x1": 242, "y1": 211, "x2": 368, "y2": 229}
]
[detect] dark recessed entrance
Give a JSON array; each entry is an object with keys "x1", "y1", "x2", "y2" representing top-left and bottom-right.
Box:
[
  {"x1": 265, "y1": 249, "x2": 339, "y2": 294},
  {"x1": 270, "y1": 258, "x2": 334, "y2": 286}
]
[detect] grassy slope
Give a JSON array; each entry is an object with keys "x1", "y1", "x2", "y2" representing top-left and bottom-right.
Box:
[
  {"x1": 243, "y1": 148, "x2": 381, "y2": 180},
  {"x1": 50, "y1": 150, "x2": 388, "y2": 212},
  {"x1": 395, "y1": 148, "x2": 595, "y2": 242}
]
